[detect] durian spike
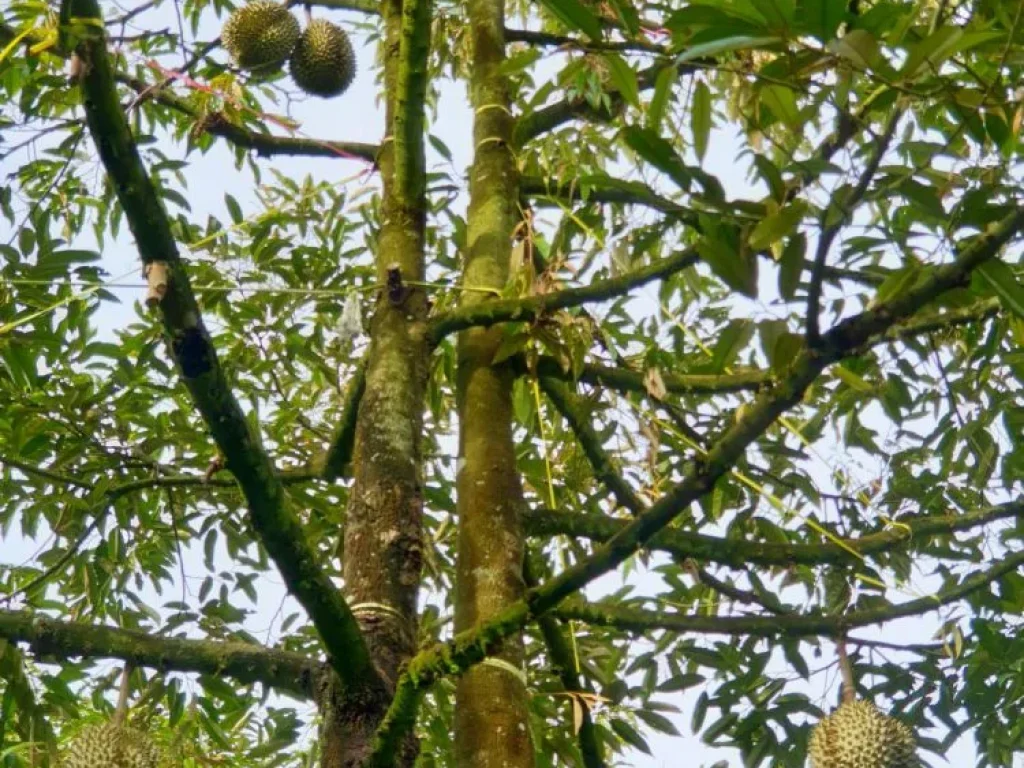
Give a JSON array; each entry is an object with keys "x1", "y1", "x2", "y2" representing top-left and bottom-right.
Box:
[{"x1": 836, "y1": 634, "x2": 856, "y2": 705}]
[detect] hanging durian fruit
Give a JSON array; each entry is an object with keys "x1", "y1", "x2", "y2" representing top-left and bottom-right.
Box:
[
  {"x1": 62, "y1": 721, "x2": 162, "y2": 768},
  {"x1": 808, "y1": 637, "x2": 919, "y2": 768},
  {"x1": 808, "y1": 699, "x2": 919, "y2": 768},
  {"x1": 221, "y1": 0, "x2": 301, "y2": 73},
  {"x1": 289, "y1": 18, "x2": 357, "y2": 98},
  {"x1": 61, "y1": 665, "x2": 164, "y2": 768}
]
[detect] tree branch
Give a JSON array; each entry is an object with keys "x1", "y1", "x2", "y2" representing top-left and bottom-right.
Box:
[
  {"x1": 523, "y1": 556, "x2": 605, "y2": 768},
  {"x1": 523, "y1": 357, "x2": 769, "y2": 395},
  {"x1": 806, "y1": 110, "x2": 901, "y2": 345},
  {"x1": 0, "y1": 610, "x2": 316, "y2": 696},
  {"x1": 523, "y1": 499, "x2": 1024, "y2": 569},
  {"x1": 504, "y1": 27, "x2": 666, "y2": 54},
  {"x1": 520, "y1": 175, "x2": 701, "y2": 228},
  {"x1": 427, "y1": 245, "x2": 699, "y2": 345},
  {"x1": 513, "y1": 59, "x2": 685, "y2": 146},
  {"x1": 538, "y1": 376, "x2": 645, "y2": 514},
  {"x1": 553, "y1": 549, "x2": 1024, "y2": 635},
  {"x1": 60, "y1": 0, "x2": 379, "y2": 695},
  {"x1": 117, "y1": 73, "x2": 380, "y2": 162},
  {"x1": 319, "y1": 357, "x2": 368, "y2": 481}
]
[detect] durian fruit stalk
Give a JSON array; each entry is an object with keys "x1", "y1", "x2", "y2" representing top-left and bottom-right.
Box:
[
  {"x1": 221, "y1": 1, "x2": 301, "y2": 73},
  {"x1": 61, "y1": 721, "x2": 163, "y2": 768},
  {"x1": 289, "y1": 19, "x2": 357, "y2": 98},
  {"x1": 808, "y1": 698, "x2": 919, "y2": 768}
]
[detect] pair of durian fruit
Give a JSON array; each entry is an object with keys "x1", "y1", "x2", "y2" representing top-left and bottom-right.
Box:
[{"x1": 222, "y1": 1, "x2": 357, "y2": 97}]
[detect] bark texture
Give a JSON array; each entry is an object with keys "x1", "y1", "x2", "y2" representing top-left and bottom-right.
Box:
[
  {"x1": 453, "y1": 0, "x2": 536, "y2": 763},
  {"x1": 325, "y1": 0, "x2": 432, "y2": 761}
]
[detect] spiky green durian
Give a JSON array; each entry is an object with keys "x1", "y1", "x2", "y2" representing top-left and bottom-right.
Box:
[
  {"x1": 808, "y1": 699, "x2": 918, "y2": 768},
  {"x1": 221, "y1": 1, "x2": 301, "y2": 73},
  {"x1": 62, "y1": 722, "x2": 163, "y2": 768},
  {"x1": 289, "y1": 19, "x2": 356, "y2": 98}
]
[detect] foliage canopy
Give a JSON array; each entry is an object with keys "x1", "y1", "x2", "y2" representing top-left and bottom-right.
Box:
[{"x1": 2, "y1": 0, "x2": 1024, "y2": 766}]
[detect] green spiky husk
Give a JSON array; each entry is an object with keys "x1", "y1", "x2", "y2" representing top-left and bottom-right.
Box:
[
  {"x1": 808, "y1": 700, "x2": 918, "y2": 768},
  {"x1": 221, "y1": 1, "x2": 300, "y2": 72},
  {"x1": 289, "y1": 19, "x2": 357, "y2": 98},
  {"x1": 62, "y1": 722, "x2": 163, "y2": 768}
]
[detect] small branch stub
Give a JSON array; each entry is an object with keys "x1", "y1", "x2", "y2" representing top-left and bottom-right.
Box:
[
  {"x1": 386, "y1": 263, "x2": 411, "y2": 305},
  {"x1": 144, "y1": 261, "x2": 169, "y2": 307}
]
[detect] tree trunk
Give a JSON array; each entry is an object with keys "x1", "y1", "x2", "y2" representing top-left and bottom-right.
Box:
[{"x1": 454, "y1": 0, "x2": 536, "y2": 763}]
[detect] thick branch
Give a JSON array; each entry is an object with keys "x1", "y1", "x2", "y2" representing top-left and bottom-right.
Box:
[
  {"x1": 521, "y1": 175, "x2": 701, "y2": 228},
  {"x1": 554, "y1": 549, "x2": 1024, "y2": 636},
  {"x1": 0, "y1": 610, "x2": 315, "y2": 696},
  {"x1": 523, "y1": 357, "x2": 768, "y2": 395},
  {"x1": 523, "y1": 499, "x2": 1024, "y2": 569},
  {"x1": 117, "y1": 74, "x2": 379, "y2": 162},
  {"x1": 504, "y1": 27, "x2": 665, "y2": 54},
  {"x1": 427, "y1": 245, "x2": 699, "y2": 345},
  {"x1": 320, "y1": 358, "x2": 368, "y2": 481},
  {"x1": 538, "y1": 376, "x2": 645, "y2": 514},
  {"x1": 60, "y1": 0, "x2": 378, "y2": 694}
]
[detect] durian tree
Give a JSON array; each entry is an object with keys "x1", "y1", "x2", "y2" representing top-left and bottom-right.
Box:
[{"x1": 2, "y1": 0, "x2": 1024, "y2": 766}]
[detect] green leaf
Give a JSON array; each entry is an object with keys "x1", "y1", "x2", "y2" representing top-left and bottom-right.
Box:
[
  {"x1": 691, "y1": 80, "x2": 712, "y2": 164},
  {"x1": 224, "y1": 194, "x2": 243, "y2": 224},
  {"x1": 760, "y1": 84, "x2": 800, "y2": 130},
  {"x1": 710, "y1": 319, "x2": 755, "y2": 371},
  {"x1": 428, "y1": 134, "x2": 454, "y2": 162},
  {"x1": 603, "y1": 0, "x2": 641, "y2": 36},
  {"x1": 647, "y1": 67, "x2": 676, "y2": 132},
  {"x1": 610, "y1": 719, "x2": 651, "y2": 754},
  {"x1": 536, "y1": 0, "x2": 603, "y2": 41},
  {"x1": 698, "y1": 235, "x2": 758, "y2": 298},
  {"x1": 602, "y1": 53, "x2": 639, "y2": 107},
  {"x1": 748, "y1": 201, "x2": 806, "y2": 250},
  {"x1": 827, "y1": 29, "x2": 881, "y2": 70},
  {"x1": 976, "y1": 260, "x2": 1024, "y2": 319},
  {"x1": 901, "y1": 26, "x2": 963, "y2": 79},
  {"x1": 676, "y1": 36, "x2": 780, "y2": 64},
  {"x1": 771, "y1": 332, "x2": 804, "y2": 374},
  {"x1": 621, "y1": 126, "x2": 692, "y2": 191},
  {"x1": 797, "y1": 0, "x2": 846, "y2": 41},
  {"x1": 636, "y1": 709, "x2": 682, "y2": 736},
  {"x1": 750, "y1": 0, "x2": 794, "y2": 29},
  {"x1": 659, "y1": 673, "x2": 705, "y2": 692},
  {"x1": 835, "y1": 364, "x2": 874, "y2": 394}
]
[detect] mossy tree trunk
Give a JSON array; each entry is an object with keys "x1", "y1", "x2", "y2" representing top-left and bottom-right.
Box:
[
  {"x1": 321, "y1": 0, "x2": 432, "y2": 763},
  {"x1": 453, "y1": 0, "x2": 536, "y2": 764}
]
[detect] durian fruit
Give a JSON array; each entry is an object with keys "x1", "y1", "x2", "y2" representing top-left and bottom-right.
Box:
[
  {"x1": 808, "y1": 699, "x2": 919, "y2": 768},
  {"x1": 221, "y1": 1, "x2": 301, "y2": 73},
  {"x1": 61, "y1": 721, "x2": 163, "y2": 768},
  {"x1": 289, "y1": 19, "x2": 357, "y2": 98}
]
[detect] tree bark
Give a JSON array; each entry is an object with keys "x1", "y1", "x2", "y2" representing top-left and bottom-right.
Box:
[{"x1": 453, "y1": 0, "x2": 536, "y2": 763}]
